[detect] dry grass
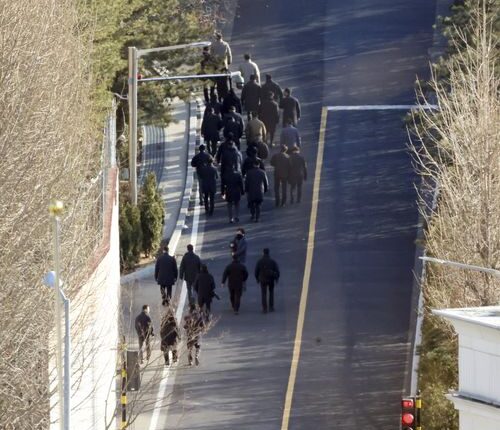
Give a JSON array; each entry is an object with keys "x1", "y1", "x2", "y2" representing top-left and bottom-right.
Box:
[{"x1": 0, "y1": 0, "x2": 103, "y2": 427}]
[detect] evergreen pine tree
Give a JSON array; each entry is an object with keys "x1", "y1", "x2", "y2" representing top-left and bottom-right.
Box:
[{"x1": 139, "y1": 172, "x2": 164, "y2": 257}]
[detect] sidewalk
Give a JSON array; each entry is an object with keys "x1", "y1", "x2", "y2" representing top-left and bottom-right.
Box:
[{"x1": 120, "y1": 98, "x2": 199, "y2": 429}]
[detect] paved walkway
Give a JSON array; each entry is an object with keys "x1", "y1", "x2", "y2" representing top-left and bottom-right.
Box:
[{"x1": 120, "y1": 98, "x2": 197, "y2": 430}]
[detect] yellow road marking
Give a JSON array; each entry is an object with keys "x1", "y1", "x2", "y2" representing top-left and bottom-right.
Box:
[{"x1": 281, "y1": 106, "x2": 328, "y2": 429}]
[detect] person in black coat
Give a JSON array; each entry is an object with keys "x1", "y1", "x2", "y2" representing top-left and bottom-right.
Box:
[
  {"x1": 259, "y1": 91, "x2": 280, "y2": 146},
  {"x1": 135, "y1": 304, "x2": 154, "y2": 363},
  {"x1": 241, "y1": 74, "x2": 261, "y2": 120},
  {"x1": 280, "y1": 88, "x2": 301, "y2": 127},
  {"x1": 242, "y1": 145, "x2": 265, "y2": 177},
  {"x1": 221, "y1": 89, "x2": 242, "y2": 116},
  {"x1": 260, "y1": 74, "x2": 283, "y2": 104},
  {"x1": 155, "y1": 246, "x2": 178, "y2": 306},
  {"x1": 221, "y1": 255, "x2": 249, "y2": 314},
  {"x1": 288, "y1": 145, "x2": 308, "y2": 204},
  {"x1": 204, "y1": 93, "x2": 222, "y2": 118},
  {"x1": 201, "y1": 107, "x2": 222, "y2": 156},
  {"x1": 194, "y1": 264, "x2": 216, "y2": 314},
  {"x1": 245, "y1": 162, "x2": 269, "y2": 222},
  {"x1": 199, "y1": 159, "x2": 218, "y2": 215},
  {"x1": 254, "y1": 248, "x2": 280, "y2": 313},
  {"x1": 191, "y1": 144, "x2": 214, "y2": 204},
  {"x1": 222, "y1": 105, "x2": 244, "y2": 130},
  {"x1": 219, "y1": 139, "x2": 242, "y2": 194},
  {"x1": 179, "y1": 244, "x2": 202, "y2": 305},
  {"x1": 270, "y1": 145, "x2": 291, "y2": 207},
  {"x1": 223, "y1": 114, "x2": 243, "y2": 150},
  {"x1": 160, "y1": 309, "x2": 180, "y2": 365},
  {"x1": 224, "y1": 168, "x2": 244, "y2": 223}
]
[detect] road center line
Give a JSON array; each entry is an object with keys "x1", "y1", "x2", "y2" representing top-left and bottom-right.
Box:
[
  {"x1": 148, "y1": 198, "x2": 201, "y2": 430},
  {"x1": 280, "y1": 106, "x2": 328, "y2": 430},
  {"x1": 327, "y1": 104, "x2": 438, "y2": 111}
]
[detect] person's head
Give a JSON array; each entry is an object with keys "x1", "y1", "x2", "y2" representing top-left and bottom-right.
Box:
[
  {"x1": 263, "y1": 248, "x2": 270, "y2": 256},
  {"x1": 267, "y1": 91, "x2": 274, "y2": 100},
  {"x1": 280, "y1": 144, "x2": 288, "y2": 153},
  {"x1": 208, "y1": 158, "x2": 213, "y2": 165},
  {"x1": 202, "y1": 46, "x2": 210, "y2": 57},
  {"x1": 229, "y1": 105, "x2": 236, "y2": 113},
  {"x1": 215, "y1": 31, "x2": 222, "y2": 40},
  {"x1": 284, "y1": 88, "x2": 291, "y2": 97},
  {"x1": 227, "y1": 132, "x2": 235, "y2": 142},
  {"x1": 201, "y1": 264, "x2": 208, "y2": 273},
  {"x1": 244, "y1": 53, "x2": 251, "y2": 61},
  {"x1": 265, "y1": 74, "x2": 272, "y2": 82},
  {"x1": 246, "y1": 145, "x2": 257, "y2": 157},
  {"x1": 210, "y1": 93, "x2": 218, "y2": 103},
  {"x1": 285, "y1": 119, "x2": 293, "y2": 127},
  {"x1": 250, "y1": 111, "x2": 258, "y2": 119},
  {"x1": 199, "y1": 143, "x2": 206, "y2": 152},
  {"x1": 249, "y1": 74, "x2": 256, "y2": 82},
  {"x1": 253, "y1": 159, "x2": 260, "y2": 167},
  {"x1": 237, "y1": 227, "x2": 245, "y2": 236},
  {"x1": 142, "y1": 304, "x2": 150, "y2": 314},
  {"x1": 291, "y1": 144, "x2": 300, "y2": 153},
  {"x1": 163, "y1": 246, "x2": 169, "y2": 253},
  {"x1": 208, "y1": 106, "x2": 215, "y2": 114},
  {"x1": 187, "y1": 244, "x2": 194, "y2": 252},
  {"x1": 232, "y1": 254, "x2": 239, "y2": 262}
]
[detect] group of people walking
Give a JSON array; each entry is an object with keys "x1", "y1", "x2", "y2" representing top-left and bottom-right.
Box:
[
  {"x1": 196, "y1": 32, "x2": 308, "y2": 223},
  {"x1": 135, "y1": 31, "x2": 303, "y2": 368}
]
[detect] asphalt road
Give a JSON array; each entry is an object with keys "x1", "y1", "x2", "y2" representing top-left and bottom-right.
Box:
[{"x1": 156, "y1": 0, "x2": 437, "y2": 428}]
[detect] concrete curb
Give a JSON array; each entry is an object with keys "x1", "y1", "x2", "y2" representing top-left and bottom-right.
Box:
[{"x1": 121, "y1": 100, "x2": 198, "y2": 284}]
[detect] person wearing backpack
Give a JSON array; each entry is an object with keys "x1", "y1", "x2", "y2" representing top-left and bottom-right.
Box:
[{"x1": 254, "y1": 248, "x2": 280, "y2": 313}]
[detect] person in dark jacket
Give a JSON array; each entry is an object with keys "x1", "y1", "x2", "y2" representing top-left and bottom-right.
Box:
[
  {"x1": 223, "y1": 114, "x2": 243, "y2": 150},
  {"x1": 280, "y1": 120, "x2": 301, "y2": 150},
  {"x1": 245, "y1": 162, "x2": 269, "y2": 222},
  {"x1": 135, "y1": 304, "x2": 154, "y2": 363},
  {"x1": 241, "y1": 74, "x2": 261, "y2": 120},
  {"x1": 194, "y1": 264, "x2": 216, "y2": 314},
  {"x1": 219, "y1": 139, "x2": 242, "y2": 194},
  {"x1": 199, "y1": 159, "x2": 218, "y2": 215},
  {"x1": 288, "y1": 145, "x2": 308, "y2": 204},
  {"x1": 260, "y1": 74, "x2": 283, "y2": 104},
  {"x1": 221, "y1": 89, "x2": 242, "y2": 116},
  {"x1": 254, "y1": 248, "x2": 280, "y2": 313},
  {"x1": 222, "y1": 105, "x2": 244, "y2": 130},
  {"x1": 155, "y1": 246, "x2": 178, "y2": 306},
  {"x1": 230, "y1": 228, "x2": 247, "y2": 264},
  {"x1": 179, "y1": 244, "x2": 202, "y2": 305},
  {"x1": 259, "y1": 91, "x2": 280, "y2": 146},
  {"x1": 224, "y1": 168, "x2": 244, "y2": 223},
  {"x1": 280, "y1": 88, "x2": 301, "y2": 127},
  {"x1": 242, "y1": 145, "x2": 265, "y2": 177},
  {"x1": 221, "y1": 255, "x2": 249, "y2": 314},
  {"x1": 160, "y1": 308, "x2": 180, "y2": 365},
  {"x1": 270, "y1": 145, "x2": 291, "y2": 207},
  {"x1": 201, "y1": 107, "x2": 222, "y2": 156},
  {"x1": 183, "y1": 305, "x2": 205, "y2": 365},
  {"x1": 191, "y1": 144, "x2": 214, "y2": 204}
]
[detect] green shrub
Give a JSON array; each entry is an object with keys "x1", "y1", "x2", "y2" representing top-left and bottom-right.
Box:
[{"x1": 139, "y1": 172, "x2": 164, "y2": 257}]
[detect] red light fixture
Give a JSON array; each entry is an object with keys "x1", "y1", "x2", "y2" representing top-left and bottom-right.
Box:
[{"x1": 402, "y1": 412, "x2": 415, "y2": 425}]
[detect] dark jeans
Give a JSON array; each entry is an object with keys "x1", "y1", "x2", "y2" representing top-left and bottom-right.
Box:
[
  {"x1": 138, "y1": 335, "x2": 151, "y2": 362},
  {"x1": 266, "y1": 123, "x2": 277, "y2": 145},
  {"x1": 160, "y1": 284, "x2": 173, "y2": 303},
  {"x1": 249, "y1": 200, "x2": 262, "y2": 220},
  {"x1": 198, "y1": 296, "x2": 212, "y2": 314},
  {"x1": 227, "y1": 200, "x2": 240, "y2": 221},
  {"x1": 203, "y1": 191, "x2": 215, "y2": 215},
  {"x1": 260, "y1": 282, "x2": 275, "y2": 311},
  {"x1": 274, "y1": 176, "x2": 288, "y2": 206},
  {"x1": 197, "y1": 176, "x2": 203, "y2": 204},
  {"x1": 229, "y1": 287, "x2": 242, "y2": 311},
  {"x1": 204, "y1": 136, "x2": 219, "y2": 156},
  {"x1": 186, "y1": 281, "x2": 196, "y2": 305},
  {"x1": 162, "y1": 345, "x2": 178, "y2": 364},
  {"x1": 290, "y1": 178, "x2": 303, "y2": 203}
]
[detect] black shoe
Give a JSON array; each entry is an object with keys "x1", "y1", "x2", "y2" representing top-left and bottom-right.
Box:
[
  {"x1": 165, "y1": 359, "x2": 170, "y2": 366},
  {"x1": 195, "y1": 357, "x2": 200, "y2": 366},
  {"x1": 234, "y1": 310, "x2": 239, "y2": 315}
]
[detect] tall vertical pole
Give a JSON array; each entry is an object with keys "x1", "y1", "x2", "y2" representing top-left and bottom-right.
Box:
[
  {"x1": 62, "y1": 294, "x2": 71, "y2": 430},
  {"x1": 128, "y1": 46, "x2": 138, "y2": 205},
  {"x1": 49, "y1": 201, "x2": 65, "y2": 430},
  {"x1": 120, "y1": 337, "x2": 128, "y2": 429}
]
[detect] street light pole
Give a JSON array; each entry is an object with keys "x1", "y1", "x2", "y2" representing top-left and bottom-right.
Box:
[
  {"x1": 49, "y1": 201, "x2": 65, "y2": 430},
  {"x1": 128, "y1": 47, "x2": 139, "y2": 205},
  {"x1": 127, "y1": 41, "x2": 211, "y2": 205}
]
